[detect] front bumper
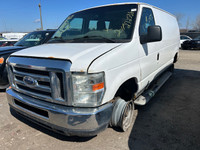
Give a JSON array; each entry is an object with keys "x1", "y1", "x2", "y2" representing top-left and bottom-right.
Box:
[
  {"x1": 7, "y1": 89, "x2": 113, "y2": 137},
  {"x1": 182, "y1": 42, "x2": 200, "y2": 49}
]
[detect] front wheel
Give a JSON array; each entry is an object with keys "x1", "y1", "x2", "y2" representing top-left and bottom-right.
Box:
[
  {"x1": 0, "y1": 84, "x2": 9, "y2": 90},
  {"x1": 111, "y1": 97, "x2": 135, "y2": 132}
]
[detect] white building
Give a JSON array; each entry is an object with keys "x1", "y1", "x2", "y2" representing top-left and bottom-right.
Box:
[{"x1": 2, "y1": 32, "x2": 28, "y2": 40}]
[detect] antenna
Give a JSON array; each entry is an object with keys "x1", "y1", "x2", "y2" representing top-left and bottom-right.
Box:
[{"x1": 38, "y1": 0, "x2": 43, "y2": 30}]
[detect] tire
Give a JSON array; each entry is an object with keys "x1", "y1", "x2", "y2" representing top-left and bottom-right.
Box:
[
  {"x1": 111, "y1": 97, "x2": 135, "y2": 132},
  {"x1": 119, "y1": 100, "x2": 135, "y2": 131},
  {"x1": 0, "y1": 84, "x2": 9, "y2": 90}
]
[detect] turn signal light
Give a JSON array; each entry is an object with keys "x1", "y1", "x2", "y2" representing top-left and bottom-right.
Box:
[
  {"x1": 0, "y1": 57, "x2": 4, "y2": 64},
  {"x1": 92, "y1": 82, "x2": 104, "y2": 91}
]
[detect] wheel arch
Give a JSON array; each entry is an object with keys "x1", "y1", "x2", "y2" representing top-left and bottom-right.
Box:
[
  {"x1": 173, "y1": 52, "x2": 179, "y2": 63},
  {"x1": 114, "y1": 77, "x2": 139, "y2": 101}
]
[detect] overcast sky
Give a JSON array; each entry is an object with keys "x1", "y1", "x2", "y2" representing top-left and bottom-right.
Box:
[{"x1": 1, "y1": 0, "x2": 200, "y2": 32}]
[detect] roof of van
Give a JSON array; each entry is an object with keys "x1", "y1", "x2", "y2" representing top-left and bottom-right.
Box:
[{"x1": 74, "y1": 2, "x2": 175, "y2": 18}]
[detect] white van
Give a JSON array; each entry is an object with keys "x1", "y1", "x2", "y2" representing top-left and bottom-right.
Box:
[{"x1": 6, "y1": 3, "x2": 179, "y2": 136}]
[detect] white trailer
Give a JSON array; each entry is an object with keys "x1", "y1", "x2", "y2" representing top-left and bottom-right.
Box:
[{"x1": 2, "y1": 32, "x2": 27, "y2": 40}]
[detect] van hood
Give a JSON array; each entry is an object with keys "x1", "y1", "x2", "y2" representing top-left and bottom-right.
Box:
[{"x1": 11, "y1": 43, "x2": 122, "y2": 72}]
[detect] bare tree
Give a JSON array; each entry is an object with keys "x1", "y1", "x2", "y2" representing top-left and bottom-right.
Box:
[
  {"x1": 192, "y1": 14, "x2": 200, "y2": 31},
  {"x1": 174, "y1": 13, "x2": 184, "y2": 27},
  {"x1": 185, "y1": 17, "x2": 190, "y2": 30}
]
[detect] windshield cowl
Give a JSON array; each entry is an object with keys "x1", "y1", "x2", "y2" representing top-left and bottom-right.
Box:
[
  {"x1": 14, "y1": 44, "x2": 26, "y2": 47},
  {"x1": 48, "y1": 36, "x2": 67, "y2": 43},
  {"x1": 48, "y1": 35, "x2": 117, "y2": 43}
]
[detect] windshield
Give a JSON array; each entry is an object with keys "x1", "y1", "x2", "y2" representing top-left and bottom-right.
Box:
[
  {"x1": 15, "y1": 31, "x2": 54, "y2": 47},
  {"x1": 49, "y1": 4, "x2": 138, "y2": 43}
]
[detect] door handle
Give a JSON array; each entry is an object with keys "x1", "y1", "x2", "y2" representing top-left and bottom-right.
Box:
[{"x1": 157, "y1": 53, "x2": 160, "y2": 60}]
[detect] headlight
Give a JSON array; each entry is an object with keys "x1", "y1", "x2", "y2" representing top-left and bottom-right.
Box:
[
  {"x1": 72, "y1": 72, "x2": 105, "y2": 107},
  {"x1": 197, "y1": 41, "x2": 200, "y2": 44}
]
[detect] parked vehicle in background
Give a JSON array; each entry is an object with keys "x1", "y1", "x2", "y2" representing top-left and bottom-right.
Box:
[
  {"x1": 180, "y1": 35, "x2": 192, "y2": 48},
  {"x1": 0, "y1": 30, "x2": 56, "y2": 89},
  {"x1": 6, "y1": 3, "x2": 179, "y2": 136},
  {"x1": 0, "y1": 39, "x2": 18, "y2": 47},
  {"x1": 181, "y1": 35, "x2": 200, "y2": 50}
]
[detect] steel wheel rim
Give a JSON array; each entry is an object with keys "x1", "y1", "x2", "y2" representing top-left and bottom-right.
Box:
[{"x1": 122, "y1": 102, "x2": 133, "y2": 131}]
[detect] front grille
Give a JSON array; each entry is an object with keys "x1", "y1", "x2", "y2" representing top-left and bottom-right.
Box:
[
  {"x1": 9, "y1": 65, "x2": 66, "y2": 103},
  {"x1": 17, "y1": 84, "x2": 51, "y2": 97},
  {"x1": 13, "y1": 66, "x2": 53, "y2": 98},
  {"x1": 14, "y1": 66, "x2": 49, "y2": 76},
  {"x1": 7, "y1": 57, "x2": 72, "y2": 105}
]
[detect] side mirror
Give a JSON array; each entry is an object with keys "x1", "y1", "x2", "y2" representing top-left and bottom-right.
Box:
[{"x1": 140, "y1": 25, "x2": 162, "y2": 44}]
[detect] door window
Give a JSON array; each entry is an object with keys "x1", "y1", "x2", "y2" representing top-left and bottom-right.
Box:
[{"x1": 139, "y1": 8, "x2": 155, "y2": 36}]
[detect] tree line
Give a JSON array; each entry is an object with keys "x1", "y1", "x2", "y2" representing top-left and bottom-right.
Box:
[{"x1": 175, "y1": 13, "x2": 200, "y2": 31}]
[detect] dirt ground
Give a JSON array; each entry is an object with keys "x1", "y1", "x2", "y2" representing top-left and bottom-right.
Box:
[{"x1": 0, "y1": 50, "x2": 200, "y2": 150}]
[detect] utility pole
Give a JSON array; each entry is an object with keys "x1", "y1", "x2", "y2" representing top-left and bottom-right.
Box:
[{"x1": 38, "y1": 2, "x2": 43, "y2": 30}]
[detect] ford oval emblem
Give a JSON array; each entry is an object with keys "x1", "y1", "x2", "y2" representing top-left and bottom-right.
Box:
[{"x1": 23, "y1": 76, "x2": 37, "y2": 87}]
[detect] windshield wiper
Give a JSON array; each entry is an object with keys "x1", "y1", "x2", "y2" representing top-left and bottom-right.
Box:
[
  {"x1": 48, "y1": 36, "x2": 67, "y2": 43},
  {"x1": 72, "y1": 36, "x2": 116, "y2": 43}
]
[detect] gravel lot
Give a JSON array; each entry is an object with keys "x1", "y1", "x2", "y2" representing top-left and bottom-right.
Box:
[{"x1": 0, "y1": 50, "x2": 200, "y2": 150}]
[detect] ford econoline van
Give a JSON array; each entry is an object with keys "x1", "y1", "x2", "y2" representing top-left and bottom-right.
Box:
[{"x1": 6, "y1": 3, "x2": 179, "y2": 136}]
